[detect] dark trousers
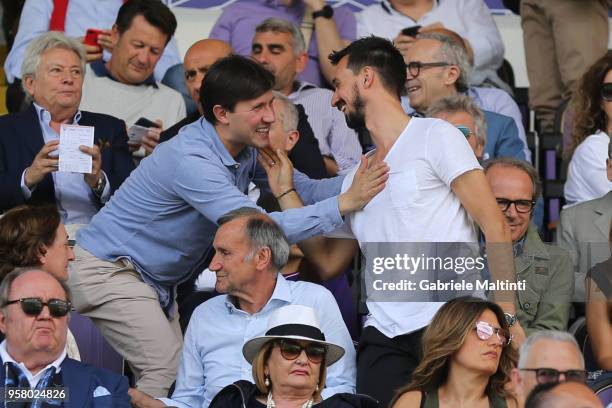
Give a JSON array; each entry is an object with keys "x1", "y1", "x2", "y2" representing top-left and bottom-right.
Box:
[{"x1": 356, "y1": 326, "x2": 425, "y2": 408}]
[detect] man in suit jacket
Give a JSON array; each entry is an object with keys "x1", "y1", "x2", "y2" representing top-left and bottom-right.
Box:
[
  {"x1": 0, "y1": 268, "x2": 130, "y2": 407},
  {"x1": 0, "y1": 31, "x2": 133, "y2": 222}
]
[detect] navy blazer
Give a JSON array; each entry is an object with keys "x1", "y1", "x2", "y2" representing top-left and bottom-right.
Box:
[
  {"x1": 0, "y1": 357, "x2": 130, "y2": 407},
  {"x1": 0, "y1": 104, "x2": 134, "y2": 212},
  {"x1": 483, "y1": 110, "x2": 526, "y2": 161}
]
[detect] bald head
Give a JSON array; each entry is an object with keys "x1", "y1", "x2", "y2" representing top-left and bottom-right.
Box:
[
  {"x1": 184, "y1": 39, "x2": 232, "y2": 107},
  {"x1": 526, "y1": 382, "x2": 603, "y2": 408}
]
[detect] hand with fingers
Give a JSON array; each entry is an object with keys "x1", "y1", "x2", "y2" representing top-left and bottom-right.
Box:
[
  {"x1": 257, "y1": 148, "x2": 294, "y2": 197},
  {"x1": 142, "y1": 120, "x2": 163, "y2": 155},
  {"x1": 77, "y1": 36, "x2": 103, "y2": 62},
  {"x1": 80, "y1": 144, "x2": 103, "y2": 188},
  {"x1": 24, "y1": 140, "x2": 60, "y2": 188},
  {"x1": 96, "y1": 29, "x2": 114, "y2": 53},
  {"x1": 338, "y1": 155, "x2": 389, "y2": 215},
  {"x1": 393, "y1": 32, "x2": 418, "y2": 57}
]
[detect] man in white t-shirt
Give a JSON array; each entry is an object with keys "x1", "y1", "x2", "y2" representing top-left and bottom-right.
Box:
[{"x1": 267, "y1": 36, "x2": 518, "y2": 407}]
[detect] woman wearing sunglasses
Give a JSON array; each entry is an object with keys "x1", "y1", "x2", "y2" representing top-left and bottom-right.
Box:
[
  {"x1": 391, "y1": 297, "x2": 518, "y2": 408},
  {"x1": 209, "y1": 305, "x2": 377, "y2": 408},
  {"x1": 564, "y1": 51, "x2": 612, "y2": 207},
  {"x1": 0, "y1": 204, "x2": 79, "y2": 359}
]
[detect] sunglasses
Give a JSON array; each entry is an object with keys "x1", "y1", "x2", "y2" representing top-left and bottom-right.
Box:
[
  {"x1": 456, "y1": 125, "x2": 472, "y2": 139},
  {"x1": 4, "y1": 298, "x2": 71, "y2": 318},
  {"x1": 601, "y1": 83, "x2": 612, "y2": 102},
  {"x1": 520, "y1": 368, "x2": 588, "y2": 384},
  {"x1": 276, "y1": 339, "x2": 327, "y2": 364},
  {"x1": 474, "y1": 321, "x2": 512, "y2": 347}
]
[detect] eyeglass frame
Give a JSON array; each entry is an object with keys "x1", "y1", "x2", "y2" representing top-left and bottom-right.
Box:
[
  {"x1": 274, "y1": 339, "x2": 327, "y2": 364},
  {"x1": 405, "y1": 61, "x2": 452, "y2": 78},
  {"x1": 495, "y1": 198, "x2": 536, "y2": 213},
  {"x1": 456, "y1": 125, "x2": 473, "y2": 139},
  {"x1": 3, "y1": 297, "x2": 72, "y2": 318},
  {"x1": 519, "y1": 368, "x2": 588, "y2": 385},
  {"x1": 474, "y1": 320, "x2": 512, "y2": 347}
]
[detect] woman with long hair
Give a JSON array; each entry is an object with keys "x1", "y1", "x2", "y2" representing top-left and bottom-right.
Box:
[
  {"x1": 564, "y1": 51, "x2": 612, "y2": 207},
  {"x1": 391, "y1": 297, "x2": 518, "y2": 408}
]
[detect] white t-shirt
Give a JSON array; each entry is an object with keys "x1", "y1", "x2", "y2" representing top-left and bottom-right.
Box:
[
  {"x1": 336, "y1": 117, "x2": 481, "y2": 337},
  {"x1": 564, "y1": 130, "x2": 612, "y2": 208}
]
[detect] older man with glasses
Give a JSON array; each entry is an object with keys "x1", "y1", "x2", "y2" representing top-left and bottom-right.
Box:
[
  {"x1": 484, "y1": 158, "x2": 573, "y2": 341},
  {"x1": 511, "y1": 330, "x2": 588, "y2": 408},
  {"x1": 0, "y1": 269, "x2": 130, "y2": 406}
]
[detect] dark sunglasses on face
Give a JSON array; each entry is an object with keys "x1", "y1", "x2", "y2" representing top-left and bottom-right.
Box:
[
  {"x1": 277, "y1": 339, "x2": 327, "y2": 364},
  {"x1": 474, "y1": 321, "x2": 512, "y2": 347},
  {"x1": 4, "y1": 298, "x2": 71, "y2": 318},
  {"x1": 520, "y1": 368, "x2": 588, "y2": 384},
  {"x1": 601, "y1": 83, "x2": 612, "y2": 102}
]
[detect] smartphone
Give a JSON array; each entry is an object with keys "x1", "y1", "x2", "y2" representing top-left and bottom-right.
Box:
[
  {"x1": 401, "y1": 25, "x2": 421, "y2": 37},
  {"x1": 134, "y1": 117, "x2": 161, "y2": 129},
  {"x1": 84, "y1": 28, "x2": 104, "y2": 48}
]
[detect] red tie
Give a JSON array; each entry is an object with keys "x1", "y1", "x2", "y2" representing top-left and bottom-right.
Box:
[{"x1": 49, "y1": 0, "x2": 129, "y2": 32}]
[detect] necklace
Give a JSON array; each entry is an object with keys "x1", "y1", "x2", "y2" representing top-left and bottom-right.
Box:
[{"x1": 266, "y1": 392, "x2": 314, "y2": 408}]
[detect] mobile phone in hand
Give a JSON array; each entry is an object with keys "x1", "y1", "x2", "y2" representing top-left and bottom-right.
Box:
[
  {"x1": 84, "y1": 28, "x2": 104, "y2": 49},
  {"x1": 134, "y1": 117, "x2": 161, "y2": 129},
  {"x1": 401, "y1": 25, "x2": 421, "y2": 37}
]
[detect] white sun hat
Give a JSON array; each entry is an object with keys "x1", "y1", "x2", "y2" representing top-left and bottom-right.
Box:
[{"x1": 242, "y1": 305, "x2": 345, "y2": 366}]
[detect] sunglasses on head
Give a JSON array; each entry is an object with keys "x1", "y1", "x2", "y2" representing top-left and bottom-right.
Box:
[
  {"x1": 601, "y1": 83, "x2": 612, "y2": 102},
  {"x1": 520, "y1": 368, "x2": 588, "y2": 385},
  {"x1": 4, "y1": 298, "x2": 71, "y2": 318},
  {"x1": 474, "y1": 321, "x2": 512, "y2": 347},
  {"x1": 456, "y1": 125, "x2": 472, "y2": 139},
  {"x1": 276, "y1": 339, "x2": 327, "y2": 364}
]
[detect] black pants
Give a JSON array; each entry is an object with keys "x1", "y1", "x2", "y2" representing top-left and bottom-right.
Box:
[{"x1": 356, "y1": 326, "x2": 425, "y2": 408}]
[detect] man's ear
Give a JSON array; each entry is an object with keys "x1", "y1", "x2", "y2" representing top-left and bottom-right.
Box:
[
  {"x1": 362, "y1": 67, "x2": 375, "y2": 89},
  {"x1": 213, "y1": 105, "x2": 230, "y2": 125},
  {"x1": 255, "y1": 246, "x2": 273, "y2": 271},
  {"x1": 0, "y1": 310, "x2": 7, "y2": 335},
  {"x1": 445, "y1": 65, "x2": 461, "y2": 86},
  {"x1": 110, "y1": 24, "x2": 121, "y2": 46},
  {"x1": 285, "y1": 130, "x2": 300, "y2": 152},
  {"x1": 23, "y1": 76, "x2": 35, "y2": 97},
  {"x1": 295, "y1": 52, "x2": 308, "y2": 75}
]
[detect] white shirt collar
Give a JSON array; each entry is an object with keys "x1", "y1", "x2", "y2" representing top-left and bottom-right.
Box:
[{"x1": 0, "y1": 340, "x2": 66, "y2": 387}]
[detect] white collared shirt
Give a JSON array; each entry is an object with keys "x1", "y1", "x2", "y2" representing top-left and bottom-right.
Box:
[{"x1": 0, "y1": 340, "x2": 66, "y2": 388}]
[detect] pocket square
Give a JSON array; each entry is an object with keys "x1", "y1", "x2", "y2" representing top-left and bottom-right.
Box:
[{"x1": 93, "y1": 386, "x2": 111, "y2": 397}]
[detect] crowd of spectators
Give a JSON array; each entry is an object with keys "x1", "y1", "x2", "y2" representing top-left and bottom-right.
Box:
[{"x1": 0, "y1": 0, "x2": 610, "y2": 407}]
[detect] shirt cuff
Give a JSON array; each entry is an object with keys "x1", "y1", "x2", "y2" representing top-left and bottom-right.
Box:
[
  {"x1": 20, "y1": 168, "x2": 34, "y2": 199},
  {"x1": 98, "y1": 171, "x2": 111, "y2": 203}
]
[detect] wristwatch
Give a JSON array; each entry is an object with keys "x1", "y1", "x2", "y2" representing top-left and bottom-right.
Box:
[
  {"x1": 313, "y1": 5, "x2": 334, "y2": 19},
  {"x1": 504, "y1": 312, "x2": 517, "y2": 327},
  {"x1": 92, "y1": 174, "x2": 106, "y2": 197}
]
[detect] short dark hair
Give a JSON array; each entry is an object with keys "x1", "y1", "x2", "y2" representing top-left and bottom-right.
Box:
[
  {"x1": 115, "y1": 0, "x2": 177, "y2": 45},
  {"x1": 200, "y1": 55, "x2": 275, "y2": 124},
  {"x1": 329, "y1": 36, "x2": 406, "y2": 100},
  {"x1": 525, "y1": 382, "x2": 562, "y2": 408},
  {"x1": 0, "y1": 205, "x2": 61, "y2": 279}
]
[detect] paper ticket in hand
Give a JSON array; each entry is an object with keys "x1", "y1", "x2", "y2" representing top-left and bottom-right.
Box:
[{"x1": 59, "y1": 124, "x2": 94, "y2": 173}]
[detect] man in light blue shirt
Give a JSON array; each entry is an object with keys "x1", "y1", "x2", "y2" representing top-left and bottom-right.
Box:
[
  {"x1": 70, "y1": 55, "x2": 378, "y2": 398},
  {"x1": 130, "y1": 208, "x2": 356, "y2": 407}
]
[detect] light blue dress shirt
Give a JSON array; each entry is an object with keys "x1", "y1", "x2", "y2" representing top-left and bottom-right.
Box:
[
  {"x1": 77, "y1": 118, "x2": 345, "y2": 315},
  {"x1": 20, "y1": 103, "x2": 110, "y2": 224},
  {"x1": 4, "y1": 0, "x2": 180, "y2": 83},
  {"x1": 160, "y1": 275, "x2": 356, "y2": 408}
]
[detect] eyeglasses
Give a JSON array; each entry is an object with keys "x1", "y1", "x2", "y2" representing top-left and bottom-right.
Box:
[
  {"x1": 496, "y1": 198, "x2": 536, "y2": 213},
  {"x1": 601, "y1": 83, "x2": 612, "y2": 102},
  {"x1": 520, "y1": 368, "x2": 588, "y2": 384},
  {"x1": 276, "y1": 339, "x2": 327, "y2": 364},
  {"x1": 474, "y1": 321, "x2": 512, "y2": 347},
  {"x1": 4, "y1": 298, "x2": 71, "y2": 318},
  {"x1": 405, "y1": 61, "x2": 451, "y2": 78},
  {"x1": 456, "y1": 125, "x2": 473, "y2": 139}
]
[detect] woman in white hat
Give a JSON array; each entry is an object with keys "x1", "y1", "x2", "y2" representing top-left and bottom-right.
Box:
[{"x1": 209, "y1": 304, "x2": 376, "y2": 408}]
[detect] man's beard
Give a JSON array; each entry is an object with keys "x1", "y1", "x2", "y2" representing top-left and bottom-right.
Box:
[{"x1": 344, "y1": 85, "x2": 366, "y2": 132}]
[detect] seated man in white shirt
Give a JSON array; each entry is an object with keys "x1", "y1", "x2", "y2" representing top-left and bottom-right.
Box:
[
  {"x1": 356, "y1": 0, "x2": 508, "y2": 91},
  {"x1": 79, "y1": 0, "x2": 186, "y2": 155},
  {"x1": 128, "y1": 208, "x2": 356, "y2": 408}
]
